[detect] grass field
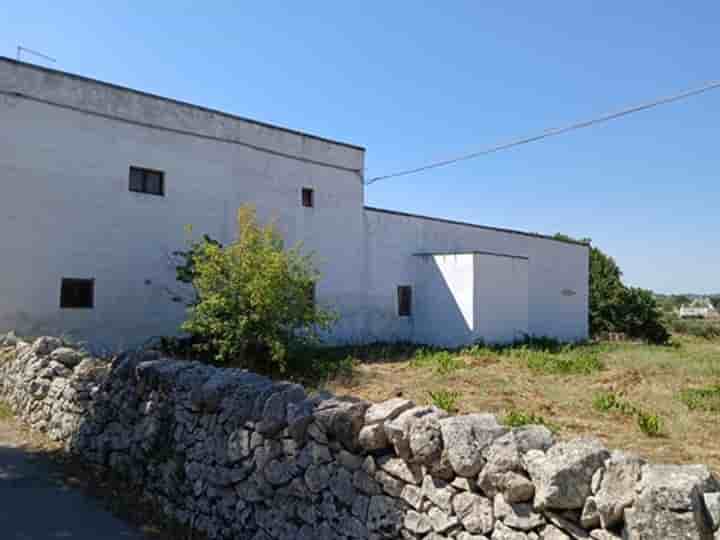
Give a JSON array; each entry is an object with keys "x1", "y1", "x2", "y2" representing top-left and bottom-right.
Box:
[{"x1": 323, "y1": 337, "x2": 720, "y2": 472}]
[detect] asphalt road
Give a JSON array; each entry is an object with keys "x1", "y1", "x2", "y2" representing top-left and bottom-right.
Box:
[{"x1": 0, "y1": 420, "x2": 144, "y2": 540}]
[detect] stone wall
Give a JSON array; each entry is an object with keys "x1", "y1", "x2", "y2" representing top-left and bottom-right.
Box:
[{"x1": 1, "y1": 334, "x2": 719, "y2": 540}]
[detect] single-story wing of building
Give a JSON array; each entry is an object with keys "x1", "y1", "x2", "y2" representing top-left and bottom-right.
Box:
[{"x1": 0, "y1": 57, "x2": 589, "y2": 350}]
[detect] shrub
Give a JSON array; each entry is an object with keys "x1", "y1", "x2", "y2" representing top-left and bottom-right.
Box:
[
  {"x1": 592, "y1": 391, "x2": 637, "y2": 416},
  {"x1": 428, "y1": 389, "x2": 461, "y2": 412},
  {"x1": 637, "y1": 411, "x2": 663, "y2": 437},
  {"x1": 679, "y1": 386, "x2": 720, "y2": 413},
  {"x1": 179, "y1": 205, "x2": 335, "y2": 372},
  {"x1": 411, "y1": 349, "x2": 462, "y2": 375},
  {"x1": 503, "y1": 409, "x2": 557, "y2": 431}
]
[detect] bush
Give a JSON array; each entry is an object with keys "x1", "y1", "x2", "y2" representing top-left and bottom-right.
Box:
[
  {"x1": 637, "y1": 411, "x2": 663, "y2": 437},
  {"x1": 428, "y1": 390, "x2": 461, "y2": 412},
  {"x1": 614, "y1": 288, "x2": 670, "y2": 345},
  {"x1": 503, "y1": 409, "x2": 557, "y2": 431},
  {"x1": 178, "y1": 205, "x2": 335, "y2": 372},
  {"x1": 411, "y1": 349, "x2": 463, "y2": 375}
]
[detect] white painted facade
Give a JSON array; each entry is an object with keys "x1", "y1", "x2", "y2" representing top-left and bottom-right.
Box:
[{"x1": 0, "y1": 58, "x2": 589, "y2": 349}]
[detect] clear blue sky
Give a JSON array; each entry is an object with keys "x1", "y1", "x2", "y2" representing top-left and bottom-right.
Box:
[{"x1": 3, "y1": 2, "x2": 718, "y2": 294}]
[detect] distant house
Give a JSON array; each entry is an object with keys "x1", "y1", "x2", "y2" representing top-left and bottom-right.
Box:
[
  {"x1": 0, "y1": 57, "x2": 589, "y2": 349},
  {"x1": 678, "y1": 298, "x2": 720, "y2": 319}
]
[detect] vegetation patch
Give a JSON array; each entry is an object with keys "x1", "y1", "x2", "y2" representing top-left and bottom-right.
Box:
[
  {"x1": 637, "y1": 411, "x2": 663, "y2": 437},
  {"x1": 679, "y1": 386, "x2": 720, "y2": 413},
  {"x1": 503, "y1": 409, "x2": 557, "y2": 432},
  {"x1": 410, "y1": 349, "x2": 463, "y2": 375},
  {"x1": 0, "y1": 401, "x2": 13, "y2": 420},
  {"x1": 428, "y1": 389, "x2": 461, "y2": 412},
  {"x1": 592, "y1": 391, "x2": 664, "y2": 437},
  {"x1": 518, "y1": 347, "x2": 603, "y2": 375}
]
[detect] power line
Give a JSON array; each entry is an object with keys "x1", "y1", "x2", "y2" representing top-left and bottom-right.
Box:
[{"x1": 364, "y1": 79, "x2": 720, "y2": 185}]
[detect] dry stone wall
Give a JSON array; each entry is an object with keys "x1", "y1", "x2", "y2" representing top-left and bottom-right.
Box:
[{"x1": 1, "y1": 333, "x2": 719, "y2": 540}]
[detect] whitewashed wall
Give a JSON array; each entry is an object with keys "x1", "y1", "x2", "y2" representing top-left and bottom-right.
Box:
[
  {"x1": 0, "y1": 59, "x2": 367, "y2": 349},
  {"x1": 0, "y1": 58, "x2": 588, "y2": 349},
  {"x1": 363, "y1": 209, "x2": 589, "y2": 344}
]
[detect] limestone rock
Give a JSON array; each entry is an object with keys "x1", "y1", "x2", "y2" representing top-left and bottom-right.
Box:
[
  {"x1": 385, "y1": 405, "x2": 447, "y2": 460},
  {"x1": 492, "y1": 521, "x2": 530, "y2": 539},
  {"x1": 594, "y1": 451, "x2": 644, "y2": 529},
  {"x1": 624, "y1": 464, "x2": 717, "y2": 540},
  {"x1": 409, "y1": 415, "x2": 443, "y2": 464},
  {"x1": 526, "y1": 438, "x2": 609, "y2": 510},
  {"x1": 365, "y1": 397, "x2": 415, "y2": 425},
  {"x1": 453, "y1": 491, "x2": 494, "y2": 534},
  {"x1": 440, "y1": 413, "x2": 507, "y2": 477}
]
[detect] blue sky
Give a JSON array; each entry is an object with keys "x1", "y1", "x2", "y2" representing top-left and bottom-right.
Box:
[{"x1": 3, "y1": 2, "x2": 718, "y2": 293}]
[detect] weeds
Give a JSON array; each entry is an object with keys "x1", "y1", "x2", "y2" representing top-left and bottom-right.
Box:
[
  {"x1": 679, "y1": 386, "x2": 720, "y2": 413},
  {"x1": 503, "y1": 409, "x2": 558, "y2": 432},
  {"x1": 411, "y1": 349, "x2": 462, "y2": 375},
  {"x1": 0, "y1": 401, "x2": 13, "y2": 420},
  {"x1": 520, "y1": 347, "x2": 603, "y2": 375},
  {"x1": 592, "y1": 391, "x2": 663, "y2": 437},
  {"x1": 592, "y1": 391, "x2": 638, "y2": 416},
  {"x1": 428, "y1": 389, "x2": 461, "y2": 412},
  {"x1": 637, "y1": 411, "x2": 663, "y2": 437}
]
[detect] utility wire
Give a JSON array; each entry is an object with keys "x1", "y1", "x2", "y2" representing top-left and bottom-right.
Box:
[{"x1": 365, "y1": 80, "x2": 720, "y2": 185}]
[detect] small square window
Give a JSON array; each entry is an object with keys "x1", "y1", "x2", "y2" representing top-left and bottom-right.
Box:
[
  {"x1": 129, "y1": 166, "x2": 164, "y2": 196},
  {"x1": 398, "y1": 286, "x2": 412, "y2": 317},
  {"x1": 60, "y1": 278, "x2": 94, "y2": 309},
  {"x1": 301, "y1": 188, "x2": 314, "y2": 208}
]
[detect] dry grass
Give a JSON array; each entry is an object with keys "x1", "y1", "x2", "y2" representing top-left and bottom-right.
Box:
[{"x1": 327, "y1": 337, "x2": 720, "y2": 472}]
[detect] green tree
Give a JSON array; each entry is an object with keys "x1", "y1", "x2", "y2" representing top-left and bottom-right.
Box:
[{"x1": 179, "y1": 205, "x2": 335, "y2": 371}]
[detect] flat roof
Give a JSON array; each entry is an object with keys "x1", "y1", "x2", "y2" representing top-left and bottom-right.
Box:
[
  {"x1": 364, "y1": 206, "x2": 589, "y2": 247},
  {"x1": 0, "y1": 56, "x2": 365, "y2": 152}
]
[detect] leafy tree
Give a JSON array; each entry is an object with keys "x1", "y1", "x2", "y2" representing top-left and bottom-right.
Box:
[
  {"x1": 554, "y1": 234, "x2": 669, "y2": 344},
  {"x1": 178, "y1": 205, "x2": 335, "y2": 371}
]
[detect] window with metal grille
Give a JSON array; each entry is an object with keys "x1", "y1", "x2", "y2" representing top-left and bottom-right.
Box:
[
  {"x1": 398, "y1": 286, "x2": 412, "y2": 317},
  {"x1": 301, "y1": 187, "x2": 314, "y2": 208},
  {"x1": 129, "y1": 167, "x2": 165, "y2": 196},
  {"x1": 60, "y1": 278, "x2": 94, "y2": 309}
]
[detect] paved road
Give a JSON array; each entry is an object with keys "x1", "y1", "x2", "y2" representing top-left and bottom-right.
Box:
[{"x1": 0, "y1": 421, "x2": 145, "y2": 540}]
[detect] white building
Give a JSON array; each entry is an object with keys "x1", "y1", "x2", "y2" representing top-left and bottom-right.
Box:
[{"x1": 0, "y1": 58, "x2": 589, "y2": 350}]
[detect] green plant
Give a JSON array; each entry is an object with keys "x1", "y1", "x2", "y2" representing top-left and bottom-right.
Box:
[
  {"x1": 0, "y1": 401, "x2": 13, "y2": 420},
  {"x1": 592, "y1": 391, "x2": 637, "y2": 416},
  {"x1": 179, "y1": 205, "x2": 335, "y2": 372},
  {"x1": 503, "y1": 409, "x2": 557, "y2": 432},
  {"x1": 411, "y1": 349, "x2": 462, "y2": 375},
  {"x1": 522, "y1": 347, "x2": 603, "y2": 375},
  {"x1": 428, "y1": 389, "x2": 461, "y2": 412},
  {"x1": 679, "y1": 386, "x2": 720, "y2": 412},
  {"x1": 637, "y1": 411, "x2": 663, "y2": 437}
]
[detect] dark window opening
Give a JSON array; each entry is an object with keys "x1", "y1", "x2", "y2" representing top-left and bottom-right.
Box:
[
  {"x1": 301, "y1": 187, "x2": 314, "y2": 208},
  {"x1": 60, "y1": 278, "x2": 94, "y2": 309},
  {"x1": 398, "y1": 286, "x2": 412, "y2": 317},
  {"x1": 129, "y1": 167, "x2": 165, "y2": 196}
]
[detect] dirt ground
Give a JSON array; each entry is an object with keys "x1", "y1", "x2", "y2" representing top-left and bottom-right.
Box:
[{"x1": 327, "y1": 338, "x2": 720, "y2": 472}]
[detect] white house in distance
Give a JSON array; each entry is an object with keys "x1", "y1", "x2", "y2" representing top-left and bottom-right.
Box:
[{"x1": 0, "y1": 57, "x2": 589, "y2": 350}]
